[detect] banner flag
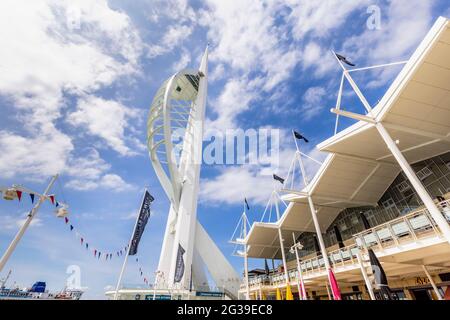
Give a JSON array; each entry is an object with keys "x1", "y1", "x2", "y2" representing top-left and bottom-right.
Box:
[
  {"x1": 329, "y1": 269, "x2": 342, "y2": 300},
  {"x1": 29, "y1": 193, "x2": 35, "y2": 204},
  {"x1": 244, "y1": 198, "x2": 250, "y2": 211},
  {"x1": 128, "y1": 190, "x2": 154, "y2": 256},
  {"x1": 16, "y1": 190, "x2": 22, "y2": 201},
  {"x1": 293, "y1": 131, "x2": 309, "y2": 143},
  {"x1": 273, "y1": 174, "x2": 285, "y2": 184},
  {"x1": 174, "y1": 244, "x2": 186, "y2": 283},
  {"x1": 49, "y1": 195, "x2": 55, "y2": 205}
]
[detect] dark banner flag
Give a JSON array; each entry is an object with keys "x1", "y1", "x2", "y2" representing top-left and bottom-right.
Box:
[
  {"x1": 174, "y1": 244, "x2": 186, "y2": 283},
  {"x1": 129, "y1": 190, "x2": 154, "y2": 256}
]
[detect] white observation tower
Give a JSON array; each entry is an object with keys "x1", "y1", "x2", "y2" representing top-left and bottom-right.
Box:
[{"x1": 147, "y1": 47, "x2": 240, "y2": 298}]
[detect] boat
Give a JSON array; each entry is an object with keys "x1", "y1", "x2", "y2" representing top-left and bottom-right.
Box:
[{"x1": 0, "y1": 281, "x2": 84, "y2": 300}]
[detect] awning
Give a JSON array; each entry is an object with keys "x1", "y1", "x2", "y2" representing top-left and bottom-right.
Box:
[
  {"x1": 245, "y1": 218, "x2": 302, "y2": 259},
  {"x1": 243, "y1": 17, "x2": 450, "y2": 259},
  {"x1": 285, "y1": 16, "x2": 450, "y2": 234},
  {"x1": 319, "y1": 17, "x2": 450, "y2": 164}
]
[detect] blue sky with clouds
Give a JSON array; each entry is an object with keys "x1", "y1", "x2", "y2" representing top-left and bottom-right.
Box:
[{"x1": 0, "y1": 0, "x2": 449, "y2": 299}]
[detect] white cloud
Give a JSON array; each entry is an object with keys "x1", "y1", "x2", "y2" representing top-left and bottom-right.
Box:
[
  {"x1": 200, "y1": 166, "x2": 275, "y2": 206},
  {"x1": 0, "y1": 0, "x2": 141, "y2": 189},
  {"x1": 207, "y1": 76, "x2": 262, "y2": 129},
  {"x1": 99, "y1": 174, "x2": 134, "y2": 192},
  {"x1": 286, "y1": 0, "x2": 370, "y2": 40},
  {"x1": 341, "y1": 0, "x2": 435, "y2": 88},
  {"x1": 200, "y1": 132, "x2": 326, "y2": 207},
  {"x1": 64, "y1": 149, "x2": 110, "y2": 181},
  {"x1": 68, "y1": 96, "x2": 140, "y2": 156},
  {"x1": 64, "y1": 150, "x2": 134, "y2": 192},
  {"x1": 147, "y1": 24, "x2": 194, "y2": 58},
  {"x1": 209, "y1": 64, "x2": 225, "y2": 82},
  {"x1": 301, "y1": 42, "x2": 336, "y2": 78},
  {"x1": 200, "y1": 1, "x2": 302, "y2": 128},
  {"x1": 0, "y1": 0, "x2": 142, "y2": 130},
  {"x1": 0, "y1": 129, "x2": 73, "y2": 180},
  {"x1": 0, "y1": 214, "x2": 43, "y2": 233},
  {"x1": 65, "y1": 174, "x2": 134, "y2": 192},
  {"x1": 146, "y1": 0, "x2": 197, "y2": 25},
  {"x1": 171, "y1": 49, "x2": 191, "y2": 72}
]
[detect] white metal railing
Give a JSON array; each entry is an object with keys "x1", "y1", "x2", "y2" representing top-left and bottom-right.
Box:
[{"x1": 353, "y1": 201, "x2": 450, "y2": 250}]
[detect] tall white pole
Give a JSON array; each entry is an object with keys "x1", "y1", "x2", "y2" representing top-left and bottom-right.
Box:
[
  {"x1": 274, "y1": 194, "x2": 289, "y2": 287},
  {"x1": 356, "y1": 250, "x2": 375, "y2": 300},
  {"x1": 422, "y1": 265, "x2": 443, "y2": 300},
  {"x1": 114, "y1": 190, "x2": 147, "y2": 300},
  {"x1": 292, "y1": 233, "x2": 307, "y2": 300},
  {"x1": 325, "y1": 281, "x2": 332, "y2": 300},
  {"x1": 375, "y1": 123, "x2": 450, "y2": 244},
  {"x1": 0, "y1": 175, "x2": 58, "y2": 273},
  {"x1": 243, "y1": 210, "x2": 250, "y2": 300},
  {"x1": 307, "y1": 197, "x2": 334, "y2": 287}
]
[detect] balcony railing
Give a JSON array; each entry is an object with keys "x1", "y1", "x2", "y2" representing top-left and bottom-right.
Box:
[{"x1": 353, "y1": 200, "x2": 450, "y2": 250}]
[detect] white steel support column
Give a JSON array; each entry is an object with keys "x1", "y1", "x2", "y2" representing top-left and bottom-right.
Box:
[
  {"x1": 356, "y1": 250, "x2": 375, "y2": 300},
  {"x1": 243, "y1": 212, "x2": 250, "y2": 301},
  {"x1": 292, "y1": 233, "x2": 307, "y2": 300},
  {"x1": 376, "y1": 123, "x2": 450, "y2": 244},
  {"x1": 274, "y1": 195, "x2": 289, "y2": 286},
  {"x1": 307, "y1": 197, "x2": 333, "y2": 274},
  {"x1": 422, "y1": 265, "x2": 443, "y2": 300},
  {"x1": 277, "y1": 229, "x2": 289, "y2": 285}
]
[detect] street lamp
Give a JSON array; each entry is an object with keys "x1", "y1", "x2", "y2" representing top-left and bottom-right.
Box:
[{"x1": 290, "y1": 234, "x2": 307, "y2": 300}]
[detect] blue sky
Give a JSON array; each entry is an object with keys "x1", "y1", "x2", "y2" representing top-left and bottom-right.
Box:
[{"x1": 0, "y1": 0, "x2": 449, "y2": 299}]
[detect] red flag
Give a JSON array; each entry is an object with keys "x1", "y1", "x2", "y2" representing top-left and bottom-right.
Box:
[
  {"x1": 328, "y1": 269, "x2": 342, "y2": 300},
  {"x1": 80, "y1": 238, "x2": 84, "y2": 244},
  {"x1": 64, "y1": 217, "x2": 69, "y2": 224},
  {"x1": 49, "y1": 195, "x2": 55, "y2": 205},
  {"x1": 16, "y1": 190, "x2": 22, "y2": 201},
  {"x1": 94, "y1": 249, "x2": 97, "y2": 257}
]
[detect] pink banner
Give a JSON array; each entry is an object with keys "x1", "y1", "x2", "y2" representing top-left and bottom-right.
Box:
[{"x1": 329, "y1": 269, "x2": 342, "y2": 300}]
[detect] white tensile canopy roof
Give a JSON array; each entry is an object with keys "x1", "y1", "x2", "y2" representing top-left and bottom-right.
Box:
[{"x1": 244, "y1": 17, "x2": 450, "y2": 259}]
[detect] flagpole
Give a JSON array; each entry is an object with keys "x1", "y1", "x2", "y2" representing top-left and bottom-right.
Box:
[
  {"x1": 243, "y1": 201, "x2": 250, "y2": 300},
  {"x1": 113, "y1": 189, "x2": 147, "y2": 300},
  {"x1": 0, "y1": 174, "x2": 58, "y2": 273}
]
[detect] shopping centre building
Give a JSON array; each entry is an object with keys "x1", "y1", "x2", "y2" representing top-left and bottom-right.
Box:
[{"x1": 236, "y1": 17, "x2": 450, "y2": 300}]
